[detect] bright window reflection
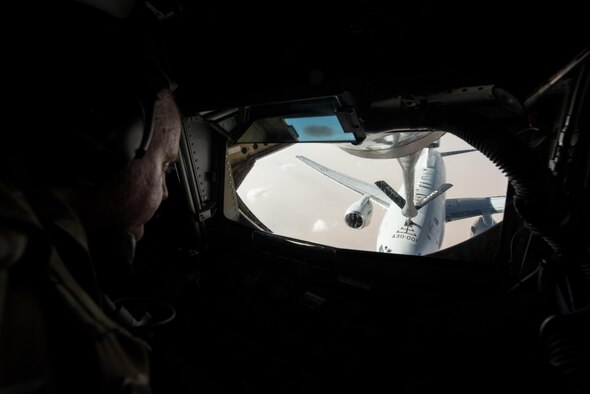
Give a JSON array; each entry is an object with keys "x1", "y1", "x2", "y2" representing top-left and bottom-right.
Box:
[{"x1": 283, "y1": 116, "x2": 355, "y2": 142}]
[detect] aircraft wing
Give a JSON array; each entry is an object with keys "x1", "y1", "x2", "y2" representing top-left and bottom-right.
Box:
[
  {"x1": 296, "y1": 156, "x2": 392, "y2": 208},
  {"x1": 445, "y1": 196, "x2": 506, "y2": 222}
]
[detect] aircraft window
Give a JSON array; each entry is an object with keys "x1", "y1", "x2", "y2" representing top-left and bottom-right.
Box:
[{"x1": 224, "y1": 133, "x2": 508, "y2": 259}]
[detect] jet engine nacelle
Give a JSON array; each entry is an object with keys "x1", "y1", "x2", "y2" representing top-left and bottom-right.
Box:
[
  {"x1": 344, "y1": 195, "x2": 373, "y2": 229},
  {"x1": 470, "y1": 214, "x2": 496, "y2": 237}
]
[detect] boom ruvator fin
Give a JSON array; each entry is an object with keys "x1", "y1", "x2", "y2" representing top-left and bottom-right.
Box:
[
  {"x1": 415, "y1": 183, "x2": 453, "y2": 209},
  {"x1": 374, "y1": 180, "x2": 405, "y2": 209},
  {"x1": 375, "y1": 180, "x2": 453, "y2": 225}
]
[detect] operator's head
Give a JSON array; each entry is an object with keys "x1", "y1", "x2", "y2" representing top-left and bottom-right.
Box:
[
  {"x1": 34, "y1": 0, "x2": 182, "y2": 240},
  {"x1": 82, "y1": 88, "x2": 181, "y2": 240}
]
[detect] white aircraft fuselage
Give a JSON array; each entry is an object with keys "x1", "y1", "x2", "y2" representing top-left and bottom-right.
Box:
[{"x1": 378, "y1": 148, "x2": 446, "y2": 255}]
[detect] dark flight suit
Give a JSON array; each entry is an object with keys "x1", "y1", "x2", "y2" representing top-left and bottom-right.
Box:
[{"x1": 0, "y1": 180, "x2": 152, "y2": 393}]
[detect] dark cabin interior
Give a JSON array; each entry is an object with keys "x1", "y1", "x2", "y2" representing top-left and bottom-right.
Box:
[{"x1": 21, "y1": 2, "x2": 590, "y2": 393}]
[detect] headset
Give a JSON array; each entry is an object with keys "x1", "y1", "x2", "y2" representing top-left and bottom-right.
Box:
[
  {"x1": 62, "y1": 58, "x2": 171, "y2": 187},
  {"x1": 38, "y1": 0, "x2": 172, "y2": 187}
]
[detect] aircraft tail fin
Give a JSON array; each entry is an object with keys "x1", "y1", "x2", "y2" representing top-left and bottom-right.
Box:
[
  {"x1": 416, "y1": 183, "x2": 453, "y2": 210},
  {"x1": 440, "y1": 149, "x2": 477, "y2": 157},
  {"x1": 374, "y1": 180, "x2": 405, "y2": 209}
]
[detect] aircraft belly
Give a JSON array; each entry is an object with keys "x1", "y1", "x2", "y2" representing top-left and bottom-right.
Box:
[
  {"x1": 378, "y1": 206, "x2": 430, "y2": 255},
  {"x1": 377, "y1": 181, "x2": 445, "y2": 255}
]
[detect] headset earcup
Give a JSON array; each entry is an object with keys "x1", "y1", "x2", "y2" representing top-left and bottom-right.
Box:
[
  {"x1": 32, "y1": 1, "x2": 166, "y2": 188},
  {"x1": 65, "y1": 94, "x2": 151, "y2": 186}
]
